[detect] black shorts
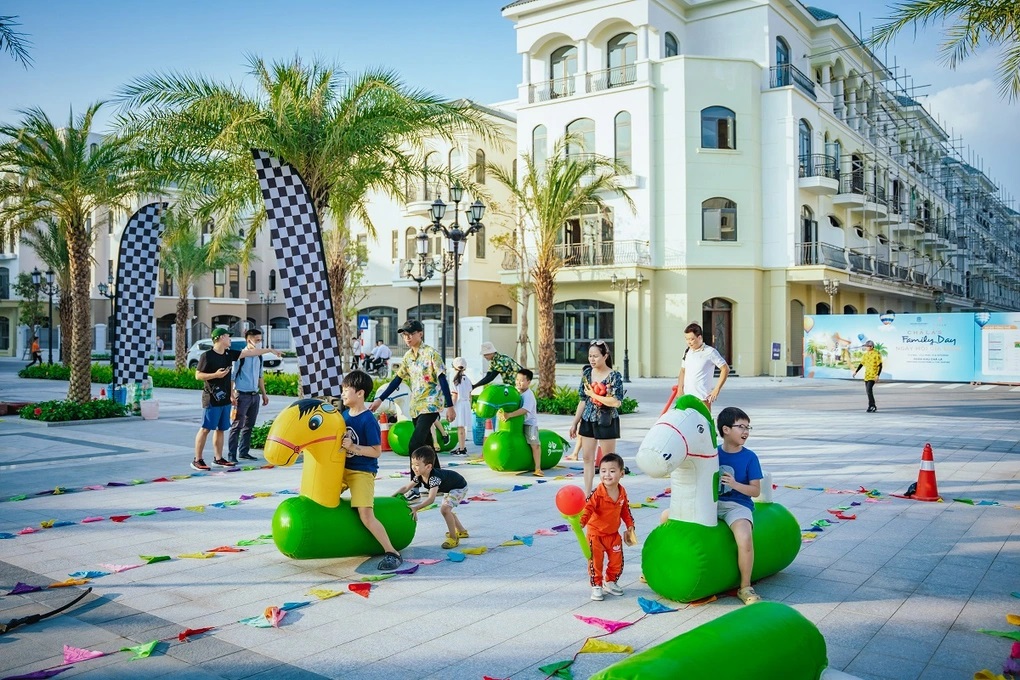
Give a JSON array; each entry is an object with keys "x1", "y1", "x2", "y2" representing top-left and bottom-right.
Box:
[{"x1": 579, "y1": 417, "x2": 620, "y2": 441}]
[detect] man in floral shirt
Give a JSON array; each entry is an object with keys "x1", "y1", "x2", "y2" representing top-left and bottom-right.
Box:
[
  {"x1": 370, "y1": 319, "x2": 455, "y2": 499},
  {"x1": 473, "y1": 341, "x2": 522, "y2": 389}
]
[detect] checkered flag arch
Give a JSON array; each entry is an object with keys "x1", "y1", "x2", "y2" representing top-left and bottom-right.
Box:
[
  {"x1": 251, "y1": 149, "x2": 343, "y2": 398},
  {"x1": 114, "y1": 202, "x2": 168, "y2": 386}
]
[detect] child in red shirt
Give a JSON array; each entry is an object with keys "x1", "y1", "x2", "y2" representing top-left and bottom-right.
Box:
[{"x1": 580, "y1": 453, "x2": 637, "y2": 600}]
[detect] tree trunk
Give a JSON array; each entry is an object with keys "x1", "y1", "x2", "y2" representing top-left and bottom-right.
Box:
[
  {"x1": 175, "y1": 293, "x2": 189, "y2": 370},
  {"x1": 517, "y1": 284, "x2": 531, "y2": 368},
  {"x1": 533, "y1": 265, "x2": 557, "y2": 399},
  {"x1": 65, "y1": 230, "x2": 94, "y2": 403},
  {"x1": 58, "y1": 299, "x2": 72, "y2": 365}
]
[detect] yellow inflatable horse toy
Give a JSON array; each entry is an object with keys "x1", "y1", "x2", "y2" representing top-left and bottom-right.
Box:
[{"x1": 263, "y1": 398, "x2": 416, "y2": 559}]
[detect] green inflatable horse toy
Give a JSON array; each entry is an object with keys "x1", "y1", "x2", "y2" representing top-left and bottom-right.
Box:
[
  {"x1": 263, "y1": 398, "x2": 416, "y2": 559},
  {"x1": 635, "y1": 395, "x2": 800, "y2": 602},
  {"x1": 473, "y1": 384, "x2": 568, "y2": 472}
]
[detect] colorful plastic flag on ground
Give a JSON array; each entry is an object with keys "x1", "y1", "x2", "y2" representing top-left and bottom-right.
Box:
[
  {"x1": 551, "y1": 525, "x2": 569, "y2": 532},
  {"x1": 979, "y1": 629, "x2": 1020, "y2": 642},
  {"x1": 177, "y1": 552, "x2": 215, "y2": 559},
  {"x1": 140, "y1": 555, "x2": 171, "y2": 564},
  {"x1": 63, "y1": 645, "x2": 105, "y2": 663},
  {"x1": 512, "y1": 534, "x2": 534, "y2": 546},
  {"x1": 348, "y1": 583, "x2": 372, "y2": 598},
  {"x1": 68, "y1": 571, "x2": 108, "y2": 579},
  {"x1": 359, "y1": 574, "x2": 395, "y2": 582},
  {"x1": 207, "y1": 546, "x2": 246, "y2": 553},
  {"x1": 121, "y1": 640, "x2": 159, "y2": 660},
  {"x1": 0, "y1": 533, "x2": 15, "y2": 539},
  {"x1": 239, "y1": 614, "x2": 273, "y2": 628},
  {"x1": 81, "y1": 517, "x2": 104, "y2": 523},
  {"x1": 538, "y1": 659, "x2": 574, "y2": 679},
  {"x1": 574, "y1": 615, "x2": 634, "y2": 634},
  {"x1": 447, "y1": 552, "x2": 466, "y2": 563},
  {"x1": 177, "y1": 626, "x2": 213, "y2": 642},
  {"x1": 637, "y1": 597, "x2": 677, "y2": 614},
  {"x1": 1, "y1": 668, "x2": 71, "y2": 679},
  {"x1": 406, "y1": 559, "x2": 442, "y2": 565},
  {"x1": 534, "y1": 528, "x2": 558, "y2": 536},
  {"x1": 134, "y1": 510, "x2": 156, "y2": 516},
  {"x1": 253, "y1": 492, "x2": 274, "y2": 498},
  {"x1": 184, "y1": 506, "x2": 205, "y2": 513},
  {"x1": 308, "y1": 588, "x2": 343, "y2": 600},
  {"x1": 17, "y1": 527, "x2": 38, "y2": 535},
  {"x1": 239, "y1": 494, "x2": 255, "y2": 500},
  {"x1": 6, "y1": 582, "x2": 42, "y2": 595},
  {"x1": 49, "y1": 578, "x2": 90, "y2": 588},
  {"x1": 461, "y1": 546, "x2": 487, "y2": 555},
  {"x1": 264, "y1": 606, "x2": 285, "y2": 627},
  {"x1": 8, "y1": 494, "x2": 28, "y2": 501},
  {"x1": 500, "y1": 539, "x2": 524, "y2": 547},
  {"x1": 394, "y1": 564, "x2": 420, "y2": 575},
  {"x1": 155, "y1": 507, "x2": 180, "y2": 512},
  {"x1": 109, "y1": 515, "x2": 131, "y2": 523},
  {"x1": 578, "y1": 638, "x2": 633, "y2": 654}
]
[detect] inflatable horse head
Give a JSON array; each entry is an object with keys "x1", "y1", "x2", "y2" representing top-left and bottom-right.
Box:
[
  {"x1": 264, "y1": 398, "x2": 346, "y2": 508},
  {"x1": 636, "y1": 395, "x2": 719, "y2": 526}
]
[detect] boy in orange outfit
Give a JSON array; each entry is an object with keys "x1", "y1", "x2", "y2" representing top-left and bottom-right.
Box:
[{"x1": 580, "y1": 453, "x2": 637, "y2": 600}]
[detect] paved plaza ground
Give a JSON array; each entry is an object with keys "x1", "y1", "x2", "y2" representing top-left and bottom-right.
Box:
[{"x1": 0, "y1": 358, "x2": 1018, "y2": 679}]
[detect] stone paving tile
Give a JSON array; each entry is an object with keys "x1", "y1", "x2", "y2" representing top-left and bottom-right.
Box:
[{"x1": 845, "y1": 649, "x2": 925, "y2": 680}]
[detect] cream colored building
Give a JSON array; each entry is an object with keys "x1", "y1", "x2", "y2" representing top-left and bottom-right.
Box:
[{"x1": 501, "y1": 0, "x2": 1020, "y2": 378}]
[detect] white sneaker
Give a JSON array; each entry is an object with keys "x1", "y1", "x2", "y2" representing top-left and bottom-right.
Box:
[
  {"x1": 603, "y1": 581, "x2": 624, "y2": 596},
  {"x1": 590, "y1": 586, "x2": 604, "y2": 601}
]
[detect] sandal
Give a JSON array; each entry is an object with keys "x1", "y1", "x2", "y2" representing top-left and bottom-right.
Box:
[
  {"x1": 445, "y1": 530, "x2": 469, "y2": 539},
  {"x1": 441, "y1": 537, "x2": 459, "y2": 549}
]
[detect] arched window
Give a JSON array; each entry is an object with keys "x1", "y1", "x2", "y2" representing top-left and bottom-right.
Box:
[
  {"x1": 269, "y1": 270, "x2": 277, "y2": 291},
  {"x1": 701, "y1": 106, "x2": 736, "y2": 149},
  {"x1": 702, "y1": 197, "x2": 737, "y2": 241},
  {"x1": 247, "y1": 270, "x2": 256, "y2": 292},
  {"x1": 474, "y1": 226, "x2": 486, "y2": 259},
  {"x1": 867, "y1": 307, "x2": 879, "y2": 314},
  {"x1": 532, "y1": 125, "x2": 547, "y2": 167},
  {"x1": 664, "y1": 32, "x2": 679, "y2": 58},
  {"x1": 566, "y1": 118, "x2": 595, "y2": 158},
  {"x1": 843, "y1": 304, "x2": 857, "y2": 314},
  {"x1": 800, "y1": 205, "x2": 817, "y2": 264},
  {"x1": 614, "y1": 111, "x2": 632, "y2": 169},
  {"x1": 486, "y1": 304, "x2": 513, "y2": 324},
  {"x1": 816, "y1": 302, "x2": 830, "y2": 315},
  {"x1": 228, "y1": 265, "x2": 240, "y2": 298},
  {"x1": 550, "y1": 45, "x2": 577, "y2": 98},
  {"x1": 798, "y1": 119, "x2": 812, "y2": 161},
  {"x1": 360, "y1": 306, "x2": 399, "y2": 347},
  {"x1": 607, "y1": 32, "x2": 637, "y2": 87},
  {"x1": 405, "y1": 228, "x2": 418, "y2": 259},
  {"x1": 475, "y1": 149, "x2": 486, "y2": 184},
  {"x1": 553, "y1": 299, "x2": 615, "y2": 364},
  {"x1": 775, "y1": 37, "x2": 791, "y2": 86},
  {"x1": 448, "y1": 148, "x2": 463, "y2": 174}
]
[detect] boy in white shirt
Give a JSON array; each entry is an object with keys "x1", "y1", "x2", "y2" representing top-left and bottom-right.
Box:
[
  {"x1": 677, "y1": 322, "x2": 729, "y2": 411},
  {"x1": 498, "y1": 368, "x2": 543, "y2": 476}
]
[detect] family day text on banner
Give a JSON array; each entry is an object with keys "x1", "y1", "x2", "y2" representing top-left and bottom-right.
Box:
[{"x1": 803, "y1": 312, "x2": 1020, "y2": 383}]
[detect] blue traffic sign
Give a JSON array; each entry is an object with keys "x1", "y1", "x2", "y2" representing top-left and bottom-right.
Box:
[{"x1": 358, "y1": 315, "x2": 369, "y2": 331}]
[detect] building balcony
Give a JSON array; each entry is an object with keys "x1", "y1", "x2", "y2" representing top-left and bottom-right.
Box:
[
  {"x1": 797, "y1": 154, "x2": 839, "y2": 195},
  {"x1": 501, "y1": 239, "x2": 651, "y2": 271},
  {"x1": 528, "y1": 77, "x2": 576, "y2": 103},
  {"x1": 796, "y1": 241, "x2": 848, "y2": 269},
  {"x1": 833, "y1": 177, "x2": 867, "y2": 207},
  {"x1": 403, "y1": 186, "x2": 440, "y2": 217},
  {"x1": 769, "y1": 64, "x2": 816, "y2": 100},
  {"x1": 586, "y1": 65, "x2": 637, "y2": 92}
]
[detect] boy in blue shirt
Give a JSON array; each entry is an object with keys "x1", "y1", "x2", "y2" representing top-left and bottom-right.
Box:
[
  {"x1": 340, "y1": 370, "x2": 403, "y2": 571},
  {"x1": 716, "y1": 406, "x2": 764, "y2": 605}
]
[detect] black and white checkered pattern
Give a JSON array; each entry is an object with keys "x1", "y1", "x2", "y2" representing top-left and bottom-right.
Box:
[
  {"x1": 252, "y1": 149, "x2": 343, "y2": 398},
  {"x1": 114, "y1": 202, "x2": 168, "y2": 386}
]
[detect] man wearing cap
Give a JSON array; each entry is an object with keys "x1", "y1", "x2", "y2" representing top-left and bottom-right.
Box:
[
  {"x1": 193, "y1": 328, "x2": 281, "y2": 471},
  {"x1": 473, "y1": 342, "x2": 522, "y2": 389},
  {"x1": 852, "y1": 340, "x2": 883, "y2": 412},
  {"x1": 370, "y1": 320, "x2": 455, "y2": 498}
]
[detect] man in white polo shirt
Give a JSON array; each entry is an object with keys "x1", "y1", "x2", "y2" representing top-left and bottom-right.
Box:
[{"x1": 677, "y1": 322, "x2": 730, "y2": 411}]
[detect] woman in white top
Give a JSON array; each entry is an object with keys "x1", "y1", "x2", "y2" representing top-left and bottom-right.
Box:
[
  {"x1": 451, "y1": 357, "x2": 473, "y2": 456},
  {"x1": 677, "y1": 322, "x2": 729, "y2": 411}
]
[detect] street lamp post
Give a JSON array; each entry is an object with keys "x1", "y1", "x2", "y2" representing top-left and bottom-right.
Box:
[
  {"x1": 98, "y1": 276, "x2": 117, "y2": 401},
  {"x1": 429, "y1": 182, "x2": 485, "y2": 359},
  {"x1": 610, "y1": 273, "x2": 644, "y2": 383},
  {"x1": 258, "y1": 290, "x2": 277, "y2": 347},
  {"x1": 31, "y1": 268, "x2": 58, "y2": 364},
  {"x1": 404, "y1": 229, "x2": 436, "y2": 320},
  {"x1": 823, "y1": 278, "x2": 840, "y2": 314}
]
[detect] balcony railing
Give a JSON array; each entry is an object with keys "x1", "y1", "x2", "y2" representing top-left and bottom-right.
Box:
[
  {"x1": 586, "y1": 65, "x2": 637, "y2": 92},
  {"x1": 798, "y1": 154, "x2": 838, "y2": 180},
  {"x1": 840, "y1": 175, "x2": 866, "y2": 195},
  {"x1": 528, "y1": 78, "x2": 576, "y2": 103},
  {"x1": 769, "y1": 64, "x2": 816, "y2": 100},
  {"x1": 501, "y1": 239, "x2": 651, "y2": 270},
  {"x1": 797, "y1": 241, "x2": 847, "y2": 268}
]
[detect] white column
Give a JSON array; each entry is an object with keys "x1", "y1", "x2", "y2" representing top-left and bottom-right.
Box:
[
  {"x1": 423, "y1": 319, "x2": 442, "y2": 351},
  {"x1": 849, "y1": 89, "x2": 859, "y2": 130},
  {"x1": 95, "y1": 324, "x2": 108, "y2": 353},
  {"x1": 576, "y1": 38, "x2": 589, "y2": 94},
  {"x1": 521, "y1": 52, "x2": 531, "y2": 84},
  {"x1": 637, "y1": 25, "x2": 649, "y2": 60},
  {"x1": 459, "y1": 315, "x2": 491, "y2": 381},
  {"x1": 364, "y1": 319, "x2": 378, "y2": 350}
]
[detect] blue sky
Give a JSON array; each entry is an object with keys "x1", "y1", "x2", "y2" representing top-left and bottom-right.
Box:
[{"x1": 3, "y1": 0, "x2": 1017, "y2": 198}]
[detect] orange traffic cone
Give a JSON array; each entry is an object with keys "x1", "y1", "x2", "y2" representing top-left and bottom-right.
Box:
[
  {"x1": 912, "y1": 443, "x2": 941, "y2": 502},
  {"x1": 99, "y1": 387, "x2": 107, "y2": 399},
  {"x1": 594, "y1": 444, "x2": 604, "y2": 468},
  {"x1": 484, "y1": 417, "x2": 494, "y2": 440},
  {"x1": 379, "y1": 413, "x2": 391, "y2": 452}
]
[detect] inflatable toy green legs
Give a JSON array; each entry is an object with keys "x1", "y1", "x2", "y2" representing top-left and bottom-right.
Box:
[
  {"x1": 388, "y1": 419, "x2": 460, "y2": 456},
  {"x1": 473, "y1": 384, "x2": 567, "y2": 472},
  {"x1": 590, "y1": 602, "x2": 828, "y2": 680},
  {"x1": 273, "y1": 495, "x2": 416, "y2": 559}
]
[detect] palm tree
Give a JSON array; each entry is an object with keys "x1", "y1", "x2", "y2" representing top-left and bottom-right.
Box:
[
  {"x1": 0, "y1": 104, "x2": 154, "y2": 402},
  {"x1": 872, "y1": 0, "x2": 1020, "y2": 100},
  {"x1": 159, "y1": 210, "x2": 245, "y2": 369},
  {"x1": 21, "y1": 219, "x2": 75, "y2": 363},
  {"x1": 115, "y1": 56, "x2": 495, "y2": 341},
  {"x1": 488, "y1": 136, "x2": 635, "y2": 398},
  {"x1": 0, "y1": 15, "x2": 32, "y2": 67}
]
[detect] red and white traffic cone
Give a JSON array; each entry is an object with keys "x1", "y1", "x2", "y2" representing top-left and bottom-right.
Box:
[
  {"x1": 912, "y1": 443, "x2": 941, "y2": 502},
  {"x1": 99, "y1": 387, "x2": 107, "y2": 399},
  {"x1": 484, "y1": 417, "x2": 494, "y2": 441},
  {"x1": 594, "y1": 444, "x2": 604, "y2": 468},
  {"x1": 379, "y1": 413, "x2": 391, "y2": 452}
]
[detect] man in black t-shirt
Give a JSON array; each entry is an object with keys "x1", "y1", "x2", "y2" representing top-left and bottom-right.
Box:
[{"x1": 192, "y1": 328, "x2": 281, "y2": 470}]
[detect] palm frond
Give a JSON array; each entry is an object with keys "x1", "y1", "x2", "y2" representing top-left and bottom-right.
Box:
[{"x1": 0, "y1": 15, "x2": 32, "y2": 68}]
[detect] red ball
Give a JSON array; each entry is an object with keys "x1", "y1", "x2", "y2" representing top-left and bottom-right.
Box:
[{"x1": 555, "y1": 485, "x2": 586, "y2": 516}]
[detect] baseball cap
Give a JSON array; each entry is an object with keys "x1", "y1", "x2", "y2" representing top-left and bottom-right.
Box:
[
  {"x1": 397, "y1": 319, "x2": 424, "y2": 334},
  {"x1": 479, "y1": 341, "x2": 497, "y2": 356},
  {"x1": 211, "y1": 328, "x2": 230, "y2": 340}
]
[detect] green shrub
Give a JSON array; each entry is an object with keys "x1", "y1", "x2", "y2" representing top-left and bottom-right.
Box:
[
  {"x1": 19, "y1": 364, "x2": 70, "y2": 380},
  {"x1": 250, "y1": 420, "x2": 273, "y2": 449},
  {"x1": 535, "y1": 385, "x2": 639, "y2": 415},
  {"x1": 20, "y1": 399, "x2": 129, "y2": 422}
]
